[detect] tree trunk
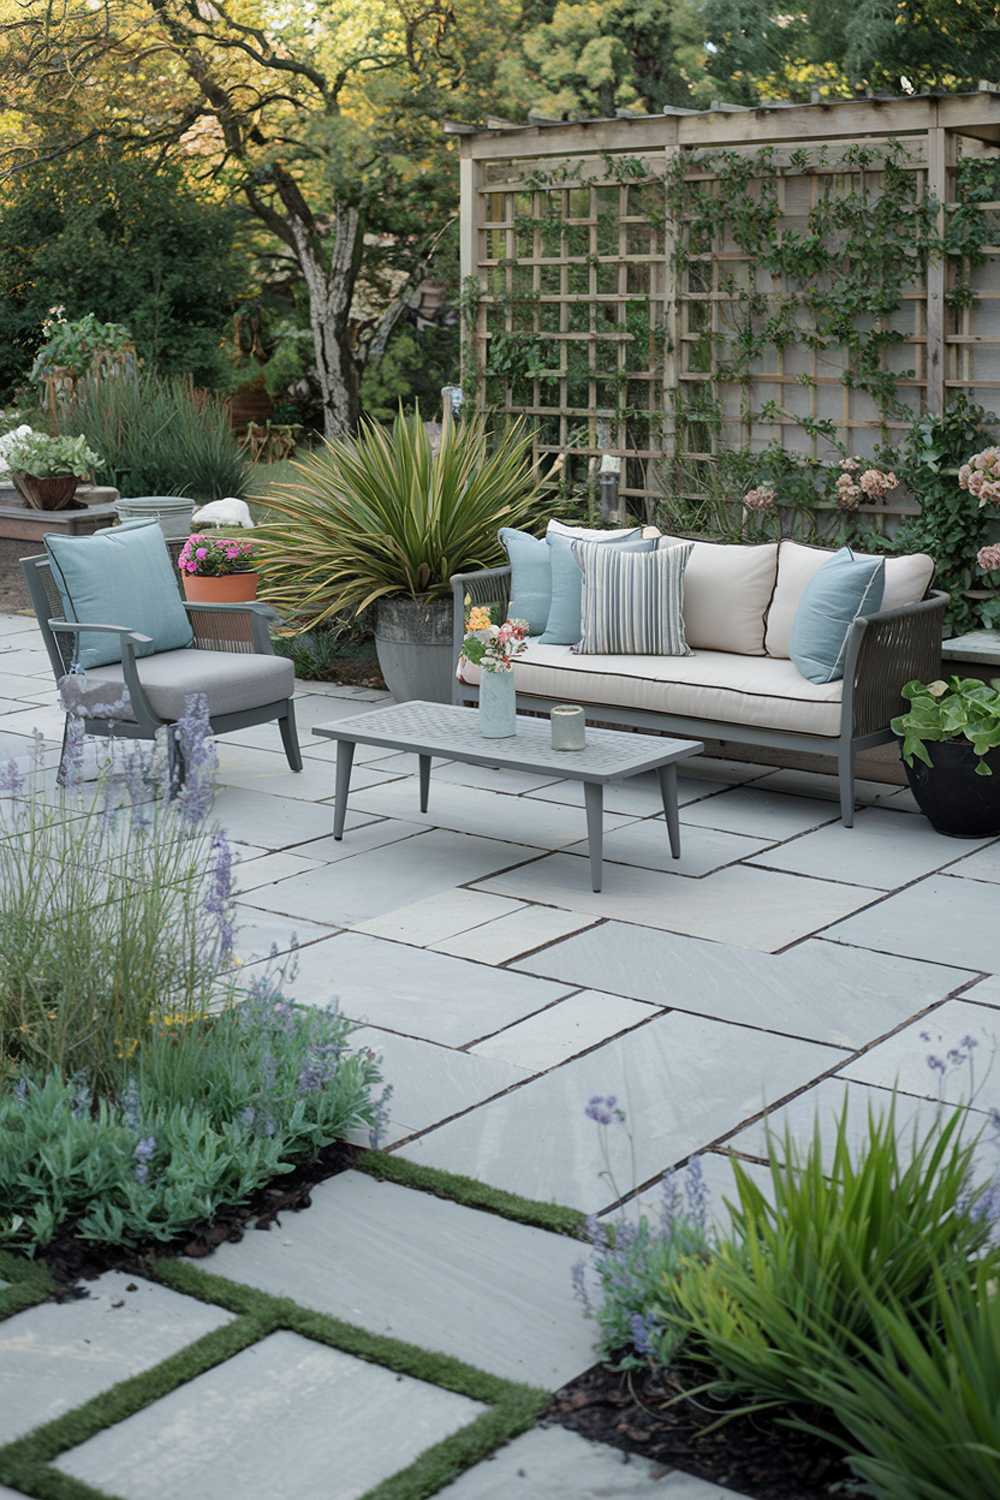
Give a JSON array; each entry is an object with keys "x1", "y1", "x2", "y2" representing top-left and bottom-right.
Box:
[{"x1": 290, "y1": 203, "x2": 363, "y2": 439}]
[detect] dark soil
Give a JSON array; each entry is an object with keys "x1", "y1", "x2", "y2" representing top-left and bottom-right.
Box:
[
  {"x1": 547, "y1": 1355, "x2": 854, "y2": 1500},
  {"x1": 34, "y1": 1140, "x2": 359, "y2": 1295}
]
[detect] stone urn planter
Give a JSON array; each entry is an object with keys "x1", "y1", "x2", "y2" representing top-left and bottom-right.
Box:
[
  {"x1": 182, "y1": 571, "x2": 260, "y2": 604},
  {"x1": 11, "y1": 472, "x2": 79, "y2": 511},
  {"x1": 374, "y1": 596, "x2": 454, "y2": 703}
]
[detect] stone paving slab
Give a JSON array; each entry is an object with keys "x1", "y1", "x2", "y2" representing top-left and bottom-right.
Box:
[
  {"x1": 294, "y1": 930, "x2": 577, "y2": 1044},
  {"x1": 616, "y1": 1150, "x2": 777, "y2": 1233},
  {"x1": 476, "y1": 855, "x2": 877, "y2": 953},
  {"x1": 352, "y1": 887, "x2": 524, "y2": 946},
  {"x1": 437, "y1": 1426, "x2": 753, "y2": 1497},
  {"x1": 515, "y1": 924, "x2": 970, "y2": 1049},
  {"x1": 838, "y1": 997, "x2": 1000, "y2": 1111},
  {"x1": 350, "y1": 1027, "x2": 530, "y2": 1140},
  {"x1": 563, "y1": 819, "x2": 774, "y2": 878},
  {"x1": 350, "y1": 777, "x2": 640, "y2": 850},
  {"x1": 230, "y1": 904, "x2": 340, "y2": 962},
  {"x1": 57, "y1": 1330, "x2": 485, "y2": 1500},
  {"x1": 241, "y1": 828, "x2": 540, "y2": 930},
  {"x1": 946, "y1": 841, "x2": 1000, "y2": 884},
  {"x1": 0, "y1": 1273, "x2": 231, "y2": 1446},
  {"x1": 472, "y1": 989, "x2": 662, "y2": 1071},
  {"x1": 398, "y1": 1010, "x2": 838, "y2": 1210},
  {"x1": 825, "y1": 871, "x2": 1000, "y2": 971},
  {"x1": 434, "y1": 905, "x2": 601, "y2": 966},
  {"x1": 676, "y1": 787, "x2": 841, "y2": 840},
  {"x1": 747, "y1": 807, "x2": 991, "y2": 889},
  {"x1": 206, "y1": 1172, "x2": 594, "y2": 1386}
]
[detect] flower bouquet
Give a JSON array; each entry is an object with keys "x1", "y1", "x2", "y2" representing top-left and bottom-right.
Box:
[{"x1": 462, "y1": 611, "x2": 529, "y2": 739}]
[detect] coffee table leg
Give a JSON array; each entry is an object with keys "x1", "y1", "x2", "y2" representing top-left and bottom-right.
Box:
[
  {"x1": 657, "y1": 763, "x2": 681, "y2": 858},
  {"x1": 333, "y1": 740, "x2": 355, "y2": 840},
  {"x1": 418, "y1": 754, "x2": 431, "y2": 814},
  {"x1": 583, "y1": 781, "x2": 604, "y2": 892}
]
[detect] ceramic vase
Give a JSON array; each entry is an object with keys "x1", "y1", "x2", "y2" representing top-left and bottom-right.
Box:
[
  {"x1": 479, "y1": 667, "x2": 516, "y2": 738},
  {"x1": 551, "y1": 704, "x2": 586, "y2": 751}
]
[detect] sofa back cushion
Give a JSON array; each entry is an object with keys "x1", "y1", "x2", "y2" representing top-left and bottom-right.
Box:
[
  {"x1": 44, "y1": 519, "x2": 193, "y2": 670},
  {"x1": 657, "y1": 535, "x2": 778, "y2": 655},
  {"x1": 575, "y1": 540, "x2": 693, "y2": 656},
  {"x1": 765, "y1": 540, "x2": 934, "y2": 657}
]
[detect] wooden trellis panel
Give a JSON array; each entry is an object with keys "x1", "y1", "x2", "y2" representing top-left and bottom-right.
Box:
[{"x1": 457, "y1": 94, "x2": 1000, "y2": 522}]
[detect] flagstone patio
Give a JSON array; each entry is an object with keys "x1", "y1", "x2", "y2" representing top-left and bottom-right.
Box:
[{"x1": 0, "y1": 604, "x2": 997, "y2": 1500}]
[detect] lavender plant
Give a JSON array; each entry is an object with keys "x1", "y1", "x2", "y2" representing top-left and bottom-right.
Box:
[
  {"x1": 574, "y1": 1096, "x2": 714, "y2": 1368},
  {"x1": 1, "y1": 966, "x2": 386, "y2": 1249}
]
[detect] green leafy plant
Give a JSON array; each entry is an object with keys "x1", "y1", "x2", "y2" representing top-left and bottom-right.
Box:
[
  {"x1": 653, "y1": 1098, "x2": 996, "y2": 1413},
  {"x1": 1, "y1": 977, "x2": 385, "y2": 1251},
  {"x1": 29, "y1": 310, "x2": 133, "y2": 384},
  {"x1": 892, "y1": 676, "x2": 1000, "y2": 777},
  {"x1": 255, "y1": 410, "x2": 544, "y2": 628},
  {"x1": 3, "y1": 430, "x2": 100, "y2": 479},
  {"x1": 62, "y1": 371, "x2": 251, "y2": 501},
  {"x1": 812, "y1": 1265, "x2": 1000, "y2": 1500}
]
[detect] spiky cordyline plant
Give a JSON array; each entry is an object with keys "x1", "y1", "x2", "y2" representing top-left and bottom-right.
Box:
[{"x1": 253, "y1": 409, "x2": 544, "y2": 629}]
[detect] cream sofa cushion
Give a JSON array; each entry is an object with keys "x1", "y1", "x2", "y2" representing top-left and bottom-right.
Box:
[
  {"x1": 459, "y1": 641, "x2": 843, "y2": 737},
  {"x1": 658, "y1": 536, "x2": 778, "y2": 656},
  {"x1": 766, "y1": 540, "x2": 934, "y2": 658}
]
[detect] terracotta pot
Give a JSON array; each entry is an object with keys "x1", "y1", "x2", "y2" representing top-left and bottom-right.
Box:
[
  {"x1": 12, "y1": 471, "x2": 79, "y2": 511},
  {"x1": 182, "y1": 571, "x2": 260, "y2": 603}
]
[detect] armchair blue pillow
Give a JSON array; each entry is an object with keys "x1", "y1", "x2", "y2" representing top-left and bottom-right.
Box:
[
  {"x1": 539, "y1": 532, "x2": 655, "y2": 645},
  {"x1": 790, "y1": 546, "x2": 885, "y2": 684},
  {"x1": 44, "y1": 520, "x2": 194, "y2": 670}
]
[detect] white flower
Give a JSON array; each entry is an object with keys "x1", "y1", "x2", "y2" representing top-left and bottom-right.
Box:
[{"x1": 0, "y1": 424, "x2": 34, "y2": 479}]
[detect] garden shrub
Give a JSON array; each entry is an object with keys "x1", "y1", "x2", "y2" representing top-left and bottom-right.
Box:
[
  {"x1": 813, "y1": 1264, "x2": 1000, "y2": 1500},
  {"x1": 658, "y1": 1099, "x2": 996, "y2": 1412},
  {"x1": 0, "y1": 699, "x2": 388, "y2": 1251},
  {"x1": 62, "y1": 370, "x2": 251, "y2": 501}
]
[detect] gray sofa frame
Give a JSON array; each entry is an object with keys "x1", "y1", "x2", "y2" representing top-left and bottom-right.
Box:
[
  {"x1": 450, "y1": 564, "x2": 947, "y2": 826},
  {"x1": 22, "y1": 553, "x2": 302, "y2": 787}
]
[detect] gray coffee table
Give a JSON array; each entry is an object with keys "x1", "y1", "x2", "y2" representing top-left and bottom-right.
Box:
[{"x1": 314, "y1": 700, "x2": 703, "y2": 892}]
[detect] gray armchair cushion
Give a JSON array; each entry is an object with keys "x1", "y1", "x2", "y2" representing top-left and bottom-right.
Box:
[{"x1": 77, "y1": 648, "x2": 294, "y2": 721}]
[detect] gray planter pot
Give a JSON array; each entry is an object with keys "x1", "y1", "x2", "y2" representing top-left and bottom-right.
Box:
[{"x1": 375, "y1": 596, "x2": 454, "y2": 703}]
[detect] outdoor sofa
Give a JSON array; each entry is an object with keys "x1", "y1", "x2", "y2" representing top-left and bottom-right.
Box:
[{"x1": 452, "y1": 535, "x2": 947, "y2": 826}]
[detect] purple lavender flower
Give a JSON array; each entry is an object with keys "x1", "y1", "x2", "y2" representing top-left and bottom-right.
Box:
[
  {"x1": 122, "y1": 1076, "x2": 141, "y2": 1132},
  {"x1": 368, "y1": 1083, "x2": 394, "y2": 1148},
  {"x1": 173, "y1": 693, "x2": 217, "y2": 825},
  {"x1": 133, "y1": 1135, "x2": 156, "y2": 1185},
  {"x1": 684, "y1": 1155, "x2": 709, "y2": 1233},
  {"x1": 585, "y1": 1094, "x2": 625, "y2": 1127},
  {"x1": 571, "y1": 1259, "x2": 592, "y2": 1313},
  {"x1": 13, "y1": 1076, "x2": 28, "y2": 1104},
  {"x1": 630, "y1": 1312, "x2": 658, "y2": 1358},
  {"x1": 205, "y1": 830, "x2": 235, "y2": 960}
]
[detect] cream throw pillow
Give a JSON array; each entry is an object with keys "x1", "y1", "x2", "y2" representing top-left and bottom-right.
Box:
[{"x1": 657, "y1": 535, "x2": 778, "y2": 656}]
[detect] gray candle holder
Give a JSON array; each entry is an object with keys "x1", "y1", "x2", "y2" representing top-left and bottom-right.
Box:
[{"x1": 551, "y1": 704, "x2": 586, "y2": 751}]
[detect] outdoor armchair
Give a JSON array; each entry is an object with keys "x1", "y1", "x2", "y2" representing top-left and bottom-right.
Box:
[{"x1": 21, "y1": 552, "x2": 302, "y2": 787}]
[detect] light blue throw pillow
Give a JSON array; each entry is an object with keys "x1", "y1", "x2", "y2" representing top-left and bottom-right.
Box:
[
  {"x1": 790, "y1": 546, "x2": 885, "y2": 684},
  {"x1": 539, "y1": 531, "x2": 651, "y2": 645},
  {"x1": 499, "y1": 527, "x2": 551, "y2": 636},
  {"x1": 45, "y1": 520, "x2": 194, "y2": 670}
]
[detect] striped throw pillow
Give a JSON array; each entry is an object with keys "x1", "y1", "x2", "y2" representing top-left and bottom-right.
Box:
[{"x1": 572, "y1": 540, "x2": 694, "y2": 656}]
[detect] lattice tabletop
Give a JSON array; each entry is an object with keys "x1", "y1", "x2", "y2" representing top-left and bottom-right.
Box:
[{"x1": 314, "y1": 700, "x2": 702, "y2": 783}]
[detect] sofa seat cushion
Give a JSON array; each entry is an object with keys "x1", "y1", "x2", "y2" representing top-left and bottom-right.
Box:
[
  {"x1": 460, "y1": 641, "x2": 843, "y2": 737},
  {"x1": 76, "y1": 648, "x2": 294, "y2": 722},
  {"x1": 766, "y1": 540, "x2": 934, "y2": 657}
]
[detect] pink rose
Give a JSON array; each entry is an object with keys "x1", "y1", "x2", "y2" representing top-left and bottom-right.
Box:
[{"x1": 977, "y1": 543, "x2": 1000, "y2": 572}]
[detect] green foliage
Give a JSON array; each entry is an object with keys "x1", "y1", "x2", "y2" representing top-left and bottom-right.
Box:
[
  {"x1": 0, "y1": 745, "x2": 230, "y2": 1101},
  {"x1": 891, "y1": 398, "x2": 1000, "y2": 635},
  {"x1": 1, "y1": 989, "x2": 384, "y2": 1251},
  {"x1": 2, "y1": 430, "x2": 100, "y2": 479},
  {"x1": 0, "y1": 147, "x2": 249, "y2": 400},
  {"x1": 892, "y1": 676, "x2": 1000, "y2": 777},
  {"x1": 255, "y1": 410, "x2": 544, "y2": 625},
  {"x1": 655, "y1": 1098, "x2": 996, "y2": 1413},
  {"x1": 360, "y1": 324, "x2": 461, "y2": 423},
  {"x1": 62, "y1": 372, "x2": 251, "y2": 501},
  {"x1": 29, "y1": 311, "x2": 133, "y2": 384},
  {"x1": 812, "y1": 1265, "x2": 1000, "y2": 1500},
  {"x1": 271, "y1": 616, "x2": 380, "y2": 684}
]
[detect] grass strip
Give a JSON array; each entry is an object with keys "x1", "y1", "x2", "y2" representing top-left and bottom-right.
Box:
[
  {"x1": 0, "y1": 1314, "x2": 269, "y2": 1500},
  {"x1": 154, "y1": 1257, "x2": 547, "y2": 1408},
  {"x1": 357, "y1": 1149, "x2": 587, "y2": 1240}
]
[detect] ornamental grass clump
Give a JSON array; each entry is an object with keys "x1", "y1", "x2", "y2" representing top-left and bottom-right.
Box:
[
  {"x1": 0, "y1": 696, "x2": 388, "y2": 1251},
  {"x1": 253, "y1": 409, "x2": 544, "y2": 630}
]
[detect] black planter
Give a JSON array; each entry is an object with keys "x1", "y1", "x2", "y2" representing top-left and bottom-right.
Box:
[{"x1": 900, "y1": 737, "x2": 1000, "y2": 838}]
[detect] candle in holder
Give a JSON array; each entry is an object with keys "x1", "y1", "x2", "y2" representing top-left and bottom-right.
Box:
[{"x1": 551, "y1": 704, "x2": 586, "y2": 751}]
